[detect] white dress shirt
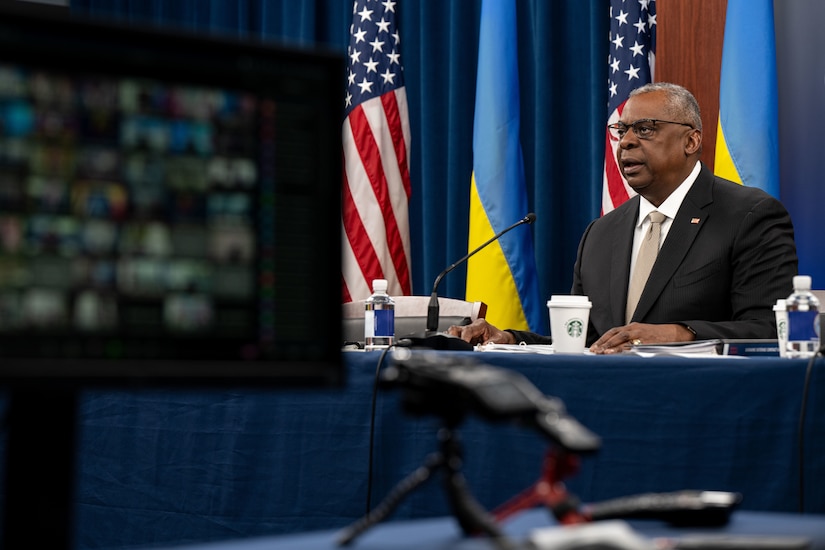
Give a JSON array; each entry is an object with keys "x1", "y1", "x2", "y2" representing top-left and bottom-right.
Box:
[{"x1": 628, "y1": 160, "x2": 701, "y2": 285}]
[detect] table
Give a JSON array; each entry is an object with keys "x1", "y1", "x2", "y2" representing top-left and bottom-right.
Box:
[
  {"x1": 35, "y1": 352, "x2": 825, "y2": 548},
  {"x1": 143, "y1": 509, "x2": 825, "y2": 549}
]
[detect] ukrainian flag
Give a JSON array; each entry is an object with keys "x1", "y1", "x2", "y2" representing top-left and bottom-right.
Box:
[
  {"x1": 714, "y1": 0, "x2": 779, "y2": 197},
  {"x1": 466, "y1": 0, "x2": 542, "y2": 332}
]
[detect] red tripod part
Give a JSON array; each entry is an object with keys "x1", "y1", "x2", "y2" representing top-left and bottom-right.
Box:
[{"x1": 491, "y1": 447, "x2": 589, "y2": 525}]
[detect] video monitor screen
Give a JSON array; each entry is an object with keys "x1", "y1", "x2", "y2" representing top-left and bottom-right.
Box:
[{"x1": 0, "y1": 6, "x2": 344, "y2": 385}]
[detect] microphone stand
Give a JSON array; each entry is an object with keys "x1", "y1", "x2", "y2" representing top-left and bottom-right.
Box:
[{"x1": 426, "y1": 213, "x2": 536, "y2": 334}]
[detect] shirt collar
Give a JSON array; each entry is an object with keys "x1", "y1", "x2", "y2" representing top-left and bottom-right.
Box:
[{"x1": 636, "y1": 160, "x2": 701, "y2": 226}]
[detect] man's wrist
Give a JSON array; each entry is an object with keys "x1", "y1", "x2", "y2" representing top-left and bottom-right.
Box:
[{"x1": 676, "y1": 323, "x2": 697, "y2": 341}]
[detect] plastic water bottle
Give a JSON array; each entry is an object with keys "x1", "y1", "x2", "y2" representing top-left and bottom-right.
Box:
[
  {"x1": 785, "y1": 275, "x2": 820, "y2": 358},
  {"x1": 364, "y1": 279, "x2": 394, "y2": 350}
]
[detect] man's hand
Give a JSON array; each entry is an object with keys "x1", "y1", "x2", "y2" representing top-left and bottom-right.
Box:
[
  {"x1": 589, "y1": 322, "x2": 696, "y2": 354},
  {"x1": 446, "y1": 318, "x2": 516, "y2": 346}
]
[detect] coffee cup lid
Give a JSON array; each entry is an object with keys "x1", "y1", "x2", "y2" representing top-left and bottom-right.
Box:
[{"x1": 547, "y1": 295, "x2": 591, "y2": 308}]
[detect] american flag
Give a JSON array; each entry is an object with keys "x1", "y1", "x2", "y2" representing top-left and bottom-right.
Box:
[
  {"x1": 602, "y1": 0, "x2": 657, "y2": 214},
  {"x1": 342, "y1": 0, "x2": 412, "y2": 302}
]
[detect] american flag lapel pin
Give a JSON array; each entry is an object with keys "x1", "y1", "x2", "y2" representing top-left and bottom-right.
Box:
[{"x1": 691, "y1": 217, "x2": 701, "y2": 225}]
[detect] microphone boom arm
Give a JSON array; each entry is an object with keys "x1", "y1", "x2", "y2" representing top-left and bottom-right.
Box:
[{"x1": 426, "y1": 213, "x2": 536, "y2": 333}]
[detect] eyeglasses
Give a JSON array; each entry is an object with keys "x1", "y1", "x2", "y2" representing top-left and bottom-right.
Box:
[{"x1": 607, "y1": 118, "x2": 694, "y2": 140}]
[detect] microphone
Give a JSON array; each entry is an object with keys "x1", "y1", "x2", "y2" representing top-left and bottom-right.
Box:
[{"x1": 426, "y1": 212, "x2": 536, "y2": 334}]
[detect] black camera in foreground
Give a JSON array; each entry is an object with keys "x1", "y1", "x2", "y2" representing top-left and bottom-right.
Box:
[{"x1": 381, "y1": 349, "x2": 601, "y2": 454}]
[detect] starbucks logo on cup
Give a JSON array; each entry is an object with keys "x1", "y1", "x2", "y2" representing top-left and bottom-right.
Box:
[{"x1": 565, "y1": 318, "x2": 584, "y2": 338}]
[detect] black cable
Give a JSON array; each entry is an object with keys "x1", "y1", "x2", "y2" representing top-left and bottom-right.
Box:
[
  {"x1": 797, "y1": 346, "x2": 823, "y2": 513},
  {"x1": 365, "y1": 346, "x2": 393, "y2": 515}
]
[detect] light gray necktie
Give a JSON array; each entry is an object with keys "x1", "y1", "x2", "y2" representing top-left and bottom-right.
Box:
[{"x1": 626, "y1": 211, "x2": 666, "y2": 323}]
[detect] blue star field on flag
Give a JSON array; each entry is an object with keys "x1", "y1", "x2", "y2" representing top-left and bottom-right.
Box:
[
  {"x1": 607, "y1": 0, "x2": 656, "y2": 116},
  {"x1": 345, "y1": 0, "x2": 404, "y2": 116}
]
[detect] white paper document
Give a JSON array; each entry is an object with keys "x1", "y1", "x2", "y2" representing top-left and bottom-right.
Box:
[
  {"x1": 474, "y1": 342, "x2": 557, "y2": 354},
  {"x1": 624, "y1": 339, "x2": 726, "y2": 358}
]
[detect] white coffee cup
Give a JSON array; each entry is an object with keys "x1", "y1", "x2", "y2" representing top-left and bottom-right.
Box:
[
  {"x1": 547, "y1": 295, "x2": 591, "y2": 354},
  {"x1": 774, "y1": 298, "x2": 788, "y2": 358}
]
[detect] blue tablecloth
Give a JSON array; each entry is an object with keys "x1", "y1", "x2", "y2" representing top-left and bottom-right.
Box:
[{"x1": 70, "y1": 351, "x2": 825, "y2": 549}]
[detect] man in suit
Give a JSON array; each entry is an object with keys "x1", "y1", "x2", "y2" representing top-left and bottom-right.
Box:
[{"x1": 449, "y1": 82, "x2": 798, "y2": 354}]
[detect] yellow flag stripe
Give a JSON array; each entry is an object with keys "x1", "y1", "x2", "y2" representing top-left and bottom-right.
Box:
[
  {"x1": 714, "y1": 117, "x2": 743, "y2": 185},
  {"x1": 466, "y1": 174, "x2": 530, "y2": 330}
]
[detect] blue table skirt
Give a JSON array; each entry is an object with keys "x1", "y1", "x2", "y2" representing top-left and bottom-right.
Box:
[{"x1": 70, "y1": 351, "x2": 825, "y2": 549}]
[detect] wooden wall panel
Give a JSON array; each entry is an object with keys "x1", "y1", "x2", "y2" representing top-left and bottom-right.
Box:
[{"x1": 656, "y1": 0, "x2": 727, "y2": 169}]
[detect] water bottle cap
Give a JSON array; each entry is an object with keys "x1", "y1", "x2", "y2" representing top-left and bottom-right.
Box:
[
  {"x1": 793, "y1": 275, "x2": 812, "y2": 290},
  {"x1": 372, "y1": 279, "x2": 389, "y2": 292}
]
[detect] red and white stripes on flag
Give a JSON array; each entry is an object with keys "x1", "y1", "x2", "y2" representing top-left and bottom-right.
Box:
[
  {"x1": 603, "y1": 0, "x2": 656, "y2": 214},
  {"x1": 341, "y1": 0, "x2": 412, "y2": 302}
]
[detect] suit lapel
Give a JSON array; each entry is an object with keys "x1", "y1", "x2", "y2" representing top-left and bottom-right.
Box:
[{"x1": 632, "y1": 166, "x2": 714, "y2": 321}]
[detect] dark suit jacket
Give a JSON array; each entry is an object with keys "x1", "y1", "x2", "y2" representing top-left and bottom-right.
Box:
[{"x1": 513, "y1": 164, "x2": 798, "y2": 346}]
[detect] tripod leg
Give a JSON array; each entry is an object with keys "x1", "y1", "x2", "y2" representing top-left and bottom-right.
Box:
[
  {"x1": 491, "y1": 447, "x2": 586, "y2": 525},
  {"x1": 439, "y1": 428, "x2": 503, "y2": 539},
  {"x1": 337, "y1": 452, "x2": 444, "y2": 546},
  {"x1": 443, "y1": 466, "x2": 503, "y2": 538}
]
